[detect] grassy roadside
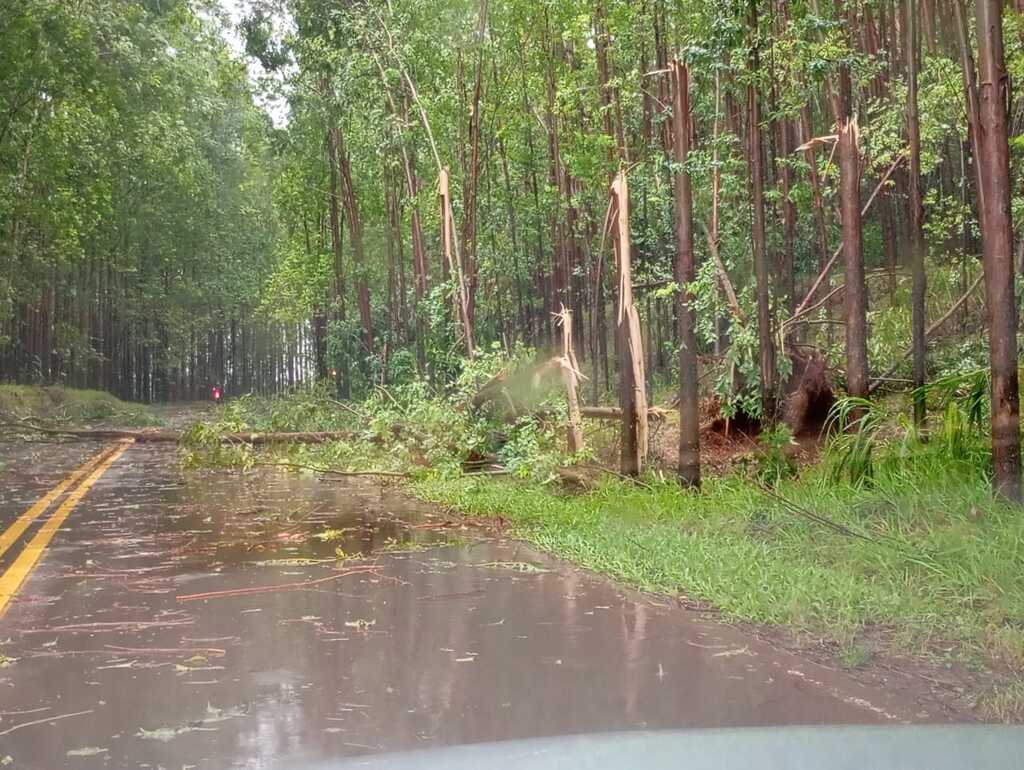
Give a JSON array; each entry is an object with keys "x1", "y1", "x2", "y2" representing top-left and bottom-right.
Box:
[
  {"x1": 413, "y1": 448, "x2": 1024, "y2": 717},
  {"x1": 0, "y1": 384, "x2": 160, "y2": 428}
]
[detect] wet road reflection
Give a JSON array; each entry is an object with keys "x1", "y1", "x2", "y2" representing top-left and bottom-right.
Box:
[{"x1": 0, "y1": 442, "x2": 936, "y2": 769}]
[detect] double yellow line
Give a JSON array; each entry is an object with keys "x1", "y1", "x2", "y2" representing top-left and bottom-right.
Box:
[{"x1": 0, "y1": 440, "x2": 132, "y2": 618}]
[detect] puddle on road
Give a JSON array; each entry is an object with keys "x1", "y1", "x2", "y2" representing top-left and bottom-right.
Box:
[{"x1": 0, "y1": 444, "x2": 938, "y2": 769}]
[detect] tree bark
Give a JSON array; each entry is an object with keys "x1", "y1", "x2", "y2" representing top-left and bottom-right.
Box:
[
  {"x1": 325, "y1": 128, "x2": 351, "y2": 398},
  {"x1": 838, "y1": 116, "x2": 868, "y2": 400},
  {"x1": 335, "y1": 126, "x2": 374, "y2": 359},
  {"x1": 906, "y1": 0, "x2": 928, "y2": 427},
  {"x1": 975, "y1": 0, "x2": 1022, "y2": 502},
  {"x1": 461, "y1": 0, "x2": 488, "y2": 331},
  {"x1": 671, "y1": 60, "x2": 700, "y2": 489},
  {"x1": 748, "y1": 0, "x2": 776, "y2": 419}
]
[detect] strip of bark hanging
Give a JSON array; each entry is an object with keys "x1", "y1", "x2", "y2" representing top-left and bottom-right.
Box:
[
  {"x1": 612, "y1": 171, "x2": 648, "y2": 476},
  {"x1": 867, "y1": 273, "x2": 983, "y2": 393},
  {"x1": 556, "y1": 305, "x2": 584, "y2": 453}
]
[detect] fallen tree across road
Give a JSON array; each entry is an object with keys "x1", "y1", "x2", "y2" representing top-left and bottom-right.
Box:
[{"x1": 6, "y1": 424, "x2": 356, "y2": 445}]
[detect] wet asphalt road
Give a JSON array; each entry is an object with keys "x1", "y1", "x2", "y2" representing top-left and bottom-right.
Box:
[{"x1": 0, "y1": 440, "x2": 940, "y2": 768}]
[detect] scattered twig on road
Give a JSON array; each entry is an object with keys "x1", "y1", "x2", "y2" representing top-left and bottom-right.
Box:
[
  {"x1": 176, "y1": 565, "x2": 384, "y2": 602},
  {"x1": 25, "y1": 646, "x2": 226, "y2": 658},
  {"x1": 21, "y1": 619, "x2": 195, "y2": 633},
  {"x1": 0, "y1": 709, "x2": 94, "y2": 737}
]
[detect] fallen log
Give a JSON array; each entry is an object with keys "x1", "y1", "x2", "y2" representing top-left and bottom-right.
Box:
[
  {"x1": 14, "y1": 426, "x2": 355, "y2": 444},
  {"x1": 581, "y1": 406, "x2": 668, "y2": 421}
]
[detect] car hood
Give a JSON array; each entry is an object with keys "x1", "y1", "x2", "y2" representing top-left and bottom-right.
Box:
[{"x1": 285, "y1": 725, "x2": 1024, "y2": 770}]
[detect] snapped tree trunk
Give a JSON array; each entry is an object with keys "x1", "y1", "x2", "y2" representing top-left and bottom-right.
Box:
[
  {"x1": 439, "y1": 168, "x2": 476, "y2": 356},
  {"x1": 612, "y1": 171, "x2": 648, "y2": 477},
  {"x1": 838, "y1": 116, "x2": 869, "y2": 400},
  {"x1": 557, "y1": 305, "x2": 583, "y2": 453},
  {"x1": 671, "y1": 60, "x2": 700, "y2": 490},
  {"x1": 975, "y1": 0, "x2": 1022, "y2": 503}
]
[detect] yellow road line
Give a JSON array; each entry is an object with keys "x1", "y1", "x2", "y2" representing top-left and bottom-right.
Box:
[
  {"x1": 0, "y1": 443, "x2": 119, "y2": 562},
  {"x1": 0, "y1": 440, "x2": 132, "y2": 618}
]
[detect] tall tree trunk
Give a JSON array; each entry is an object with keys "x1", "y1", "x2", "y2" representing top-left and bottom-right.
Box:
[
  {"x1": 671, "y1": 60, "x2": 700, "y2": 489},
  {"x1": 748, "y1": 0, "x2": 776, "y2": 418},
  {"x1": 907, "y1": 0, "x2": 928, "y2": 427},
  {"x1": 335, "y1": 126, "x2": 374, "y2": 361},
  {"x1": 461, "y1": 0, "x2": 488, "y2": 331},
  {"x1": 325, "y1": 127, "x2": 351, "y2": 398},
  {"x1": 975, "y1": 0, "x2": 1022, "y2": 502}
]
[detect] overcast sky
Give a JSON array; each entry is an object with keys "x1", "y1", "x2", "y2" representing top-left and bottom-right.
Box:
[{"x1": 213, "y1": 0, "x2": 292, "y2": 127}]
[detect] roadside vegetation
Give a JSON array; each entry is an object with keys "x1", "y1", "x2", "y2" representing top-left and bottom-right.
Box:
[{"x1": 0, "y1": 384, "x2": 159, "y2": 429}]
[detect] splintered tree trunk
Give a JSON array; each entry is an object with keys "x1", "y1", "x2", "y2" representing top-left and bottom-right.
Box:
[
  {"x1": 906, "y1": 0, "x2": 927, "y2": 427},
  {"x1": 747, "y1": 0, "x2": 776, "y2": 418},
  {"x1": 975, "y1": 0, "x2": 1022, "y2": 502},
  {"x1": 671, "y1": 60, "x2": 700, "y2": 490},
  {"x1": 838, "y1": 116, "x2": 869, "y2": 400},
  {"x1": 612, "y1": 171, "x2": 648, "y2": 477},
  {"x1": 439, "y1": 168, "x2": 475, "y2": 356},
  {"x1": 557, "y1": 306, "x2": 583, "y2": 453}
]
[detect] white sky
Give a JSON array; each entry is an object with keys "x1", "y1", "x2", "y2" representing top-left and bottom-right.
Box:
[{"x1": 213, "y1": 0, "x2": 292, "y2": 127}]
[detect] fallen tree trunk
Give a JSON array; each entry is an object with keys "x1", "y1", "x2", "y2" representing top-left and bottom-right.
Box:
[
  {"x1": 14, "y1": 426, "x2": 356, "y2": 444},
  {"x1": 581, "y1": 406, "x2": 667, "y2": 421}
]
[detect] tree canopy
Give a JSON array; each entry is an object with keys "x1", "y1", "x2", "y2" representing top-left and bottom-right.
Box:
[{"x1": 3, "y1": 0, "x2": 1023, "y2": 497}]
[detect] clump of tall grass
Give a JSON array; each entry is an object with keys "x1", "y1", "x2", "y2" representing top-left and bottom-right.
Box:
[{"x1": 823, "y1": 368, "x2": 992, "y2": 489}]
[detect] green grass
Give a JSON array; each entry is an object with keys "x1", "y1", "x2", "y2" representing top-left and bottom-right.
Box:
[
  {"x1": 413, "y1": 444, "x2": 1024, "y2": 680},
  {"x1": 0, "y1": 384, "x2": 160, "y2": 427}
]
